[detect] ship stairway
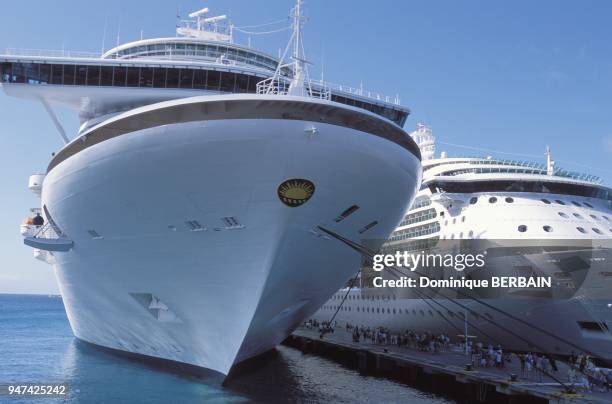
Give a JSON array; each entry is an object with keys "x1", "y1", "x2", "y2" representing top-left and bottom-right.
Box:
[{"x1": 23, "y1": 222, "x2": 73, "y2": 252}]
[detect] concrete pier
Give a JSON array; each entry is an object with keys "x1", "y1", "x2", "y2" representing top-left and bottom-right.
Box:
[{"x1": 284, "y1": 327, "x2": 612, "y2": 403}]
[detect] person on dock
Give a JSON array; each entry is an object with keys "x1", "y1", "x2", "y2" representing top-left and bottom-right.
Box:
[{"x1": 519, "y1": 354, "x2": 526, "y2": 376}]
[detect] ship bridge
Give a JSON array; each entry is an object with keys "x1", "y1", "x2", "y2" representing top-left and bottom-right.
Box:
[{"x1": 0, "y1": 6, "x2": 409, "y2": 136}]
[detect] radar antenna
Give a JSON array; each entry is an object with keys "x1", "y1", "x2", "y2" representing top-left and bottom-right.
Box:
[{"x1": 177, "y1": 6, "x2": 233, "y2": 42}]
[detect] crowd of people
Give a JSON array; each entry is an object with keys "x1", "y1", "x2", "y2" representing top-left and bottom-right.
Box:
[
  {"x1": 566, "y1": 352, "x2": 612, "y2": 393},
  {"x1": 302, "y1": 319, "x2": 612, "y2": 394}
]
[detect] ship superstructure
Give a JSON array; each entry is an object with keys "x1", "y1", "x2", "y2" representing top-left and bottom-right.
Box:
[
  {"x1": 315, "y1": 124, "x2": 612, "y2": 362},
  {"x1": 2, "y1": 2, "x2": 421, "y2": 377}
]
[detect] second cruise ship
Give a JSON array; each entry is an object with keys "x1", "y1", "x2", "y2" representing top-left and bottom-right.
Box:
[
  {"x1": 315, "y1": 124, "x2": 612, "y2": 362},
  {"x1": 1, "y1": 2, "x2": 421, "y2": 377}
]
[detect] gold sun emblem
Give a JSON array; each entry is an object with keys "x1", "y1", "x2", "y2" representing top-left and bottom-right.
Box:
[{"x1": 277, "y1": 179, "x2": 315, "y2": 207}]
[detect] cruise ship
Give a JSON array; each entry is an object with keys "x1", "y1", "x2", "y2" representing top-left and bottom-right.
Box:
[
  {"x1": 1, "y1": 2, "x2": 422, "y2": 377},
  {"x1": 314, "y1": 124, "x2": 612, "y2": 362}
]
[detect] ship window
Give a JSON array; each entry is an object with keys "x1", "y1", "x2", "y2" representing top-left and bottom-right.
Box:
[
  {"x1": 505, "y1": 197, "x2": 514, "y2": 203},
  {"x1": 469, "y1": 197, "x2": 478, "y2": 204},
  {"x1": 518, "y1": 225, "x2": 527, "y2": 232},
  {"x1": 577, "y1": 227, "x2": 587, "y2": 233},
  {"x1": 358, "y1": 220, "x2": 378, "y2": 234},
  {"x1": 219, "y1": 71, "x2": 235, "y2": 92},
  {"x1": 335, "y1": 205, "x2": 360, "y2": 222},
  {"x1": 558, "y1": 212, "x2": 569, "y2": 218},
  {"x1": 555, "y1": 200, "x2": 565, "y2": 205},
  {"x1": 543, "y1": 225, "x2": 553, "y2": 233},
  {"x1": 179, "y1": 69, "x2": 194, "y2": 88},
  {"x1": 578, "y1": 321, "x2": 608, "y2": 332},
  {"x1": 193, "y1": 69, "x2": 207, "y2": 89},
  {"x1": 50, "y1": 64, "x2": 63, "y2": 84},
  {"x1": 593, "y1": 228, "x2": 603, "y2": 235},
  {"x1": 207, "y1": 70, "x2": 221, "y2": 90},
  {"x1": 235, "y1": 73, "x2": 250, "y2": 93},
  {"x1": 468, "y1": 230, "x2": 474, "y2": 238},
  {"x1": 100, "y1": 66, "x2": 113, "y2": 86},
  {"x1": 573, "y1": 213, "x2": 583, "y2": 219},
  {"x1": 76, "y1": 65, "x2": 87, "y2": 85},
  {"x1": 166, "y1": 68, "x2": 179, "y2": 88},
  {"x1": 139, "y1": 67, "x2": 154, "y2": 87},
  {"x1": 150, "y1": 67, "x2": 164, "y2": 88},
  {"x1": 489, "y1": 197, "x2": 497, "y2": 203},
  {"x1": 113, "y1": 66, "x2": 127, "y2": 86},
  {"x1": 63, "y1": 65, "x2": 76, "y2": 85},
  {"x1": 452, "y1": 218, "x2": 456, "y2": 224},
  {"x1": 87, "y1": 65, "x2": 101, "y2": 86},
  {"x1": 461, "y1": 216, "x2": 466, "y2": 222},
  {"x1": 459, "y1": 232, "x2": 463, "y2": 238},
  {"x1": 590, "y1": 214, "x2": 598, "y2": 220},
  {"x1": 127, "y1": 67, "x2": 141, "y2": 87},
  {"x1": 572, "y1": 201, "x2": 582, "y2": 207},
  {"x1": 541, "y1": 199, "x2": 551, "y2": 204},
  {"x1": 584, "y1": 202, "x2": 594, "y2": 208}
]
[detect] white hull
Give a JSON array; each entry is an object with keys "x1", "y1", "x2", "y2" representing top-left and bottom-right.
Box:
[
  {"x1": 315, "y1": 293, "x2": 612, "y2": 361},
  {"x1": 42, "y1": 103, "x2": 421, "y2": 375}
]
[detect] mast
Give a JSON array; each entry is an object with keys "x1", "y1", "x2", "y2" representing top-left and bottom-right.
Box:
[{"x1": 287, "y1": 0, "x2": 308, "y2": 96}]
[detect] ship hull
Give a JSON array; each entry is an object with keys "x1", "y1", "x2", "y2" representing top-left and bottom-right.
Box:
[{"x1": 42, "y1": 104, "x2": 421, "y2": 376}]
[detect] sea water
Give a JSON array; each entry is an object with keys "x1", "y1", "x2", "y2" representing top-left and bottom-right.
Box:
[{"x1": 0, "y1": 294, "x2": 452, "y2": 403}]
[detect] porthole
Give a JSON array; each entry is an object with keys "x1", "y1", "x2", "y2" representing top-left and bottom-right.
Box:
[
  {"x1": 450, "y1": 234, "x2": 455, "y2": 239},
  {"x1": 584, "y1": 202, "x2": 594, "y2": 208},
  {"x1": 468, "y1": 230, "x2": 474, "y2": 238},
  {"x1": 518, "y1": 225, "x2": 527, "y2": 232},
  {"x1": 452, "y1": 218, "x2": 456, "y2": 224},
  {"x1": 489, "y1": 197, "x2": 497, "y2": 203},
  {"x1": 572, "y1": 201, "x2": 582, "y2": 207},
  {"x1": 577, "y1": 227, "x2": 587, "y2": 234},
  {"x1": 505, "y1": 197, "x2": 514, "y2": 203},
  {"x1": 541, "y1": 199, "x2": 551, "y2": 204},
  {"x1": 555, "y1": 200, "x2": 566, "y2": 205},
  {"x1": 470, "y1": 197, "x2": 478, "y2": 204},
  {"x1": 461, "y1": 216, "x2": 466, "y2": 222},
  {"x1": 573, "y1": 213, "x2": 583, "y2": 219},
  {"x1": 590, "y1": 214, "x2": 598, "y2": 220},
  {"x1": 593, "y1": 228, "x2": 603, "y2": 235},
  {"x1": 459, "y1": 232, "x2": 464, "y2": 238},
  {"x1": 558, "y1": 212, "x2": 569, "y2": 218},
  {"x1": 543, "y1": 225, "x2": 553, "y2": 233}
]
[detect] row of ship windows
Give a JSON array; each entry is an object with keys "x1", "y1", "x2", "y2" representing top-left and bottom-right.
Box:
[
  {"x1": 321, "y1": 304, "x2": 492, "y2": 321},
  {"x1": 516, "y1": 224, "x2": 611, "y2": 235},
  {"x1": 469, "y1": 195, "x2": 604, "y2": 212},
  {"x1": 399, "y1": 208, "x2": 437, "y2": 227},
  {"x1": 107, "y1": 42, "x2": 279, "y2": 71},
  {"x1": 0, "y1": 62, "x2": 407, "y2": 126},
  {"x1": 390, "y1": 222, "x2": 440, "y2": 241},
  {"x1": 1, "y1": 62, "x2": 260, "y2": 92},
  {"x1": 332, "y1": 294, "x2": 396, "y2": 301},
  {"x1": 541, "y1": 198, "x2": 594, "y2": 208},
  {"x1": 410, "y1": 196, "x2": 432, "y2": 210},
  {"x1": 430, "y1": 180, "x2": 612, "y2": 201}
]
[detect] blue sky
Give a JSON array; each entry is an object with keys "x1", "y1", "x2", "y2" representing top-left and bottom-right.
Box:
[{"x1": 1, "y1": 0, "x2": 611, "y2": 293}]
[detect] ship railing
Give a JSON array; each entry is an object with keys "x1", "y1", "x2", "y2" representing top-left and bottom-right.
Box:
[
  {"x1": 319, "y1": 80, "x2": 401, "y2": 105},
  {"x1": 256, "y1": 77, "x2": 331, "y2": 100},
  {"x1": 21, "y1": 222, "x2": 61, "y2": 240},
  {"x1": 256, "y1": 76, "x2": 402, "y2": 105},
  {"x1": 4, "y1": 48, "x2": 101, "y2": 59}
]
